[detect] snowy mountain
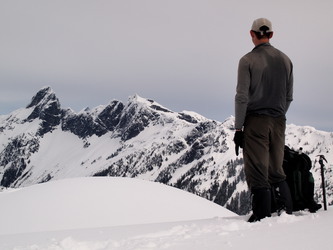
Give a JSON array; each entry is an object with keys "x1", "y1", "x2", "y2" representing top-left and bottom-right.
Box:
[
  {"x1": 0, "y1": 87, "x2": 332, "y2": 215},
  {"x1": 0, "y1": 177, "x2": 332, "y2": 250}
]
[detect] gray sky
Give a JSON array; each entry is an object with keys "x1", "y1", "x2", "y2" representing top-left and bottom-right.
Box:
[{"x1": 0, "y1": 0, "x2": 332, "y2": 131}]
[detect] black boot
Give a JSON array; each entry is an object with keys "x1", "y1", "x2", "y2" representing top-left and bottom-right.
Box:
[
  {"x1": 308, "y1": 201, "x2": 322, "y2": 213},
  {"x1": 248, "y1": 188, "x2": 271, "y2": 222},
  {"x1": 272, "y1": 181, "x2": 293, "y2": 214}
]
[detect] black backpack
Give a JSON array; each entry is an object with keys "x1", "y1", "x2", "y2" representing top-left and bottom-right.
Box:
[{"x1": 282, "y1": 146, "x2": 321, "y2": 212}]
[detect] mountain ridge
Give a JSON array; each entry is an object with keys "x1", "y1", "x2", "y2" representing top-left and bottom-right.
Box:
[{"x1": 0, "y1": 86, "x2": 332, "y2": 214}]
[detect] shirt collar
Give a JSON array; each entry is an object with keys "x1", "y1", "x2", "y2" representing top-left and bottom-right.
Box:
[{"x1": 253, "y1": 42, "x2": 271, "y2": 50}]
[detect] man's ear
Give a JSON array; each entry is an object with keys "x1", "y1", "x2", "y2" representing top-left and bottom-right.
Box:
[
  {"x1": 250, "y1": 30, "x2": 255, "y2": 38},
  {"x1": 269, "y1": 32, "x2": 274, "y2": 39}
]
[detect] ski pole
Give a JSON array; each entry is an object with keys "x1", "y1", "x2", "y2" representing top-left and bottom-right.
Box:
[{"x1": 317, "y1": 155, "x2": 328, "y2": 211}]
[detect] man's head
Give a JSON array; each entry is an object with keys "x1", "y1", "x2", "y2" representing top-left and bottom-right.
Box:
[{"x1": 250, "y1": 18, "x2": 273, "y2": 45}]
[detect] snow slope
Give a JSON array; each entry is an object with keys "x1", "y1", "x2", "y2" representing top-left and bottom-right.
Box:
[
  {"x1": 0, "y1": 177, "x2": 332, "y2": 250},
  {"x1": 0, "y1": 177, "x2": 235, "y2": 235}
]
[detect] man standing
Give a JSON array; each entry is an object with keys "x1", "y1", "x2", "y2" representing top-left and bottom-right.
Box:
[{"x1": 234, "y1": 18, "x2": 293, "y2": 222}]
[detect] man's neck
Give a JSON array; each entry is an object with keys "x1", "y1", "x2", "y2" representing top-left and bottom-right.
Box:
[{"x1": 254, "y1": 38, "x2": 270, "y2": 47}]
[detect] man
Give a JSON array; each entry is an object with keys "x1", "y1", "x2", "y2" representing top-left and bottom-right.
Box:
[{"x1": 234, "y1": 18, "x2": 293, "y2": 222}]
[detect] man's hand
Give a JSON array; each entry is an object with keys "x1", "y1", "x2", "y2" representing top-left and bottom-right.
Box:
[{"x1": 233, "y1": 130, "x2": 244, "y2": 156}]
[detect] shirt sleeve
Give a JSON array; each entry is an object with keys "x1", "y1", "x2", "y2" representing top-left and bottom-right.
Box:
[
  {"x1": 235, "y1": 57, "x2": 250, "y2": 130},
  {"x1": 285, "y1": 61, "x2": 293, "y2": 113}
]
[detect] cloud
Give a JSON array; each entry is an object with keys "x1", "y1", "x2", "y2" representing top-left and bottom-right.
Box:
[{"x1": 0, "y1": 0, "x2": 332, "y2": 131}]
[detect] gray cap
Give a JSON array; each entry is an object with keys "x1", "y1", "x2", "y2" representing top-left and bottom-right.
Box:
[{"x1": 251, "y1": 18, "x2": 273, "y2": 34}]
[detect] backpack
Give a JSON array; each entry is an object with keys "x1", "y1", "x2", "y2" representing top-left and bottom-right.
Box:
[{"x1": 282, "y1": 146, "x2": 321, "y2": 212}]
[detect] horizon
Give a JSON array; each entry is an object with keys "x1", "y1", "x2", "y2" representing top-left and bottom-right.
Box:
[{"x1": 2, "y1": 86, "x2": 332, "y2": 133}]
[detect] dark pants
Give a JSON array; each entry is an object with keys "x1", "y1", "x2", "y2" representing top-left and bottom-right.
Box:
[
  {"x1": 243, "y1": 115, "x2": 291, "y2": 220},
  {"x1": 243, "y1": 115, "x2": 286, "y2": 190}
]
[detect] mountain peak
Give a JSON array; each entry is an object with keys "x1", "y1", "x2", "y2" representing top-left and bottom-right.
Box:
[
  {"x1": 128, "y1": 94, "x2": 153, "y2": 106},
  {"x1": 26, "y1": 86, "x2": 57, "y2": 109},
  {"x1": 127, "y1": 94, "x2": 172, "y2": 114},
  {"x1": 25, "y1": 87, "x2": 61, "y2": 135}
]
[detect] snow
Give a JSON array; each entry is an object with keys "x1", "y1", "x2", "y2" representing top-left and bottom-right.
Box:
[{"x1": 0, "y1": 177, "x2": 332, "y2": 250}]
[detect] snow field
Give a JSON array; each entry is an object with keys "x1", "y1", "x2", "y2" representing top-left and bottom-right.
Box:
[{"x1": 0, "y1": 177, "x2": 332, "y2": 250}]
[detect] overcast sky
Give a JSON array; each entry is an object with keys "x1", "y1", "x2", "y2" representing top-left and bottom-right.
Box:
[{"x1": 0, "y1": 0, "x2": 332, "y2": 131}]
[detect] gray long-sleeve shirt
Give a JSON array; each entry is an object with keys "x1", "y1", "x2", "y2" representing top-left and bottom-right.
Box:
[{"x1": 234, "y1": 43, "x2": 293, "y2": 130}]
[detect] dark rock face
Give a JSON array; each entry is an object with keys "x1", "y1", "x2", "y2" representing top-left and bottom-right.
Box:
[
  {"x1": 26, "y1": 86, "x2": 55, "y2": 109},
  {"x1": 0, "y1": 135, "x2": 39, "y2": 187},
  {"x1": 117, "y1": 100, "x2": 160, "y2": 141},
  {"x1": 97, "y1": 101, "x2": 124, "y2": 131},
  {"x1": 61, "y1": 101, "x2": 125, "y2": 138},
  {"x1": 26, "y1": 87, "x2": 62, "y2": 136},
  {"x1": 62, "y1": 112, "x2": 103, "y2": 138}
]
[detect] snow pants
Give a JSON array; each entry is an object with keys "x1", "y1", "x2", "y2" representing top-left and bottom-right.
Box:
[{"x1": 243, "y1": 114, "x2": 287, "y2": 191}]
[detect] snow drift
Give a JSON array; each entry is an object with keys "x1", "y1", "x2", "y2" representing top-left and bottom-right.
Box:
[
  {"x1": 0, "y1": 177, "x2": 235, "y2": 235},
  {"x1": 0, "y1": 177, "x2": 332, "y2": 250}
]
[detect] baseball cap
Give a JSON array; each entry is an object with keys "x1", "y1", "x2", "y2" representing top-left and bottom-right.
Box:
[{"x1": 251, "y1": 18, "x2": 273, "y2": 34}]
